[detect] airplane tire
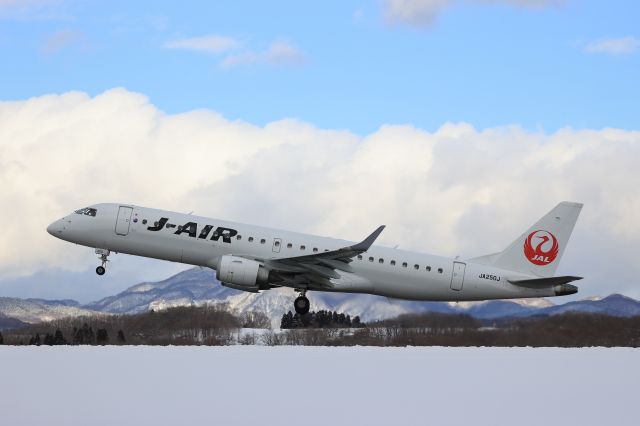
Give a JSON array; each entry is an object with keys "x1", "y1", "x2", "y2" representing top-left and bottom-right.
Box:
[
  {"x1": 96, "y1": 266, "x2": 106, "y2": 276},
  {"x1": 294, "y1": 296, "x2": 310, "y2": 315}
]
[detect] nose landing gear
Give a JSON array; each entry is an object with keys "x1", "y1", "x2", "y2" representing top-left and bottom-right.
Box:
[
  {"x1": 294, "y1": 290, "x2": 310, "y2": 315},
  {"x1": 95, "y1": 248, "x2": 110, "y2": 276}
]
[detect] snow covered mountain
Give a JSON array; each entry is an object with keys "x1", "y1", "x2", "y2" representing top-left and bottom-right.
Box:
[
  {"x1": 2, "y1": 267, "x2": 639, "y2": 327},
  {"x1": 0, "y1": 297, "x2": 103, "y2": 324},
  {"x1": 84, "y1": 267, "x2": 640, "y2": 322}
]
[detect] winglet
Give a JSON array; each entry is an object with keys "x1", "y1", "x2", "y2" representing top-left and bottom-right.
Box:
[{"x1": 350, "y1": 225, "x2": 386, "y2": 252}]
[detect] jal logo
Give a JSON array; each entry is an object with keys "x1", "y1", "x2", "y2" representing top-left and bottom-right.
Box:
[{"x1": 524, "y1": 230, "x2": 559, "y2": 265}]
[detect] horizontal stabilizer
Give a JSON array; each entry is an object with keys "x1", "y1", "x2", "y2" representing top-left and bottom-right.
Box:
[{"x1": 508, "y1": 276, "x2": 583, "y2": 287}]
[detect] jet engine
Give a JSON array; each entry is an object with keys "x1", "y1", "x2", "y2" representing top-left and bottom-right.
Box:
[{"x1": 216, "y1": 255, "x2": 270, "y2": 293}]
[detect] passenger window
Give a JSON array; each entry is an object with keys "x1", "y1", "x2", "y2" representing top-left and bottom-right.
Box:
[
  {"x1": 313, "y1": 247, "x2": 318, "y2": 252},
  {"x1": 274, "y1": 241, "x2": 280, "y2": 246},
  {"x1": 391, "y1": 260, "x2": 396, "y2": 266},
  {"x1": 260, "y1": 239, "x2": 266, "y2": 244},
  {"x1": 324, "y1": 249, "x2": 329, "y2": 252},
  {"x1": 248, "y1": 237, "x2": 254, "y2": 242},
  {"x1": 379, "y1": 258, "x2": 384, "y2": 264},
  {"x1": 236, "y1": 235, "x2": 242, "y2": 240},
  {"x1": 426, "y1": 266, "x2": 431, "y2": 272},
  {"x1": 287, "y1": 243, "x2": 292, "y2": 248},
  {"x1": 368, "y1": 257, "x2": 374, "y2": 262},
  {"x1": 402, "y1": 262, "x2": 407, "y2": 268},
  {"x1": 438, "y1": 268, "x2": 443, "y2": 274},
  {"x1": 357, "y1": 255, "x2": 362, "y2": 260},
  {"x1": 414, "y1": 264, "x2": 419, "y2": 270},
  {"x1": 300, "y1": 245, "x2": 306, "y2": 250},
  {"x1": 142, "y1": 219, "x2": 148, "y2": 225}
]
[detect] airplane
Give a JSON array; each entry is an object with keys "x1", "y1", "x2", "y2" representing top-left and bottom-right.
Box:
[{"x1": 47, "y1": 201, "x2": 583, "y2": 314}]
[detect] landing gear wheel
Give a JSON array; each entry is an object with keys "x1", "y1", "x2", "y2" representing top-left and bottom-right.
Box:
[
  {"x1": 95, "y1": 248, "x2": 110, "y2": 276},
  {"x1": 294, "y1": 296, "x2": 310, "y2": 315}
]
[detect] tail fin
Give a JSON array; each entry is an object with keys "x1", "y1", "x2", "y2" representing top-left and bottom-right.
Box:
[{"x1": 475, "y1": 202, "x2": 583, "y2": 277}]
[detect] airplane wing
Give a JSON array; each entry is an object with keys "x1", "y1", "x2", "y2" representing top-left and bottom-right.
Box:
[{"x1": 261, "y1": 225, "x2": 385, "y2": 289}]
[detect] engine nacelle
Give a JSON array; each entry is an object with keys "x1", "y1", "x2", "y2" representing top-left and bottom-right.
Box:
[{"x1": 216, "y1": 255, "x2": 270, "y2": 292}]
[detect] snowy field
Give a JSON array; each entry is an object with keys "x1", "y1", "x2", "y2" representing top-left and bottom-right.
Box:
[{"x1": 1, "y1": 346, "x2": 637, "y2": 426}]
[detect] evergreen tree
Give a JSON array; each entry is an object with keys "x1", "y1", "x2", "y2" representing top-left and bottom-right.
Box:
[
  {"x1": 291, "y1": 313, "x2": 302, "y2": 329},
  {"x1": 74, "y1": 323, "x2": 96, "y2": 345},
  {"x1": 96, "y1": 328, "x2": 109, "y2": 345},
  {"x1": 280, "y1": 311, "x2": 294, "y2": 329},
  {"x1": 43, "y1": 333, "x2": 55, "y2": 345},
  {"x1": 73, "y1": 327, "x2": 83, "y2": 344},
  {"x1": 117, "y1": 330, "x2": 126, "y2": 343},
  {"x1": 0, "y1": 331, "x2": 4, "y2": 345},
  {"x1": 338, "y1": 313, "x2": 346, "y2": 325},
  {"x1": 31, "y1": 333, "x2": 41, "y2": 346},
  {"x1": 353, "y1": 316, "x2": 361, "y2": 327},
  {"x1": 54, "y1": 329, "x2": 66, "y2": 345}
]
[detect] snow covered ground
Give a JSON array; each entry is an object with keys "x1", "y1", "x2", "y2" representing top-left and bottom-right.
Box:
[{"x1": 1, "y1": 346, "x2": 637, "y2": 426}]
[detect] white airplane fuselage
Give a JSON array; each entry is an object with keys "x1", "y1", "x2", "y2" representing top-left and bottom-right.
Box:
[{"x1": 47, "y1": 203, "x2": 582, "y2": 302}]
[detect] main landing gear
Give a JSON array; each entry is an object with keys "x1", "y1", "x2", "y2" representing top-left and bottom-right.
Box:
[
  {"x1": 294, "y1": 290, "x2": 310, "y2": 315},
  {"x1": 95, "y1": 248, "x2": 110, "y2": 276}
]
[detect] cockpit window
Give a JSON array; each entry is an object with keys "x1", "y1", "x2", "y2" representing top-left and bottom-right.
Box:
[{"x1": 74, "y1": 207, "x2": 97, "y2": 217}]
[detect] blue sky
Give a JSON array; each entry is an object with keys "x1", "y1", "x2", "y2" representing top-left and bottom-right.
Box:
[
  {"x1": 1, "y1": 0, "x2": 638, "y2": 134},
  {"x1": 1, "y1": 0, "x2": 640, "y2": 303}
]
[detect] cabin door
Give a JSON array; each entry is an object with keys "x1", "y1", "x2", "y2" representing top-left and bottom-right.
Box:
[
  {"x1": 450, "y1": 261, "x2": 466, "y2": 291},
  {"x1": 115, "y1": 206, "x2": 133, "y2": 236},
  {"x1": 272, "y1": 238, "x2": 282, "y2": 253}
]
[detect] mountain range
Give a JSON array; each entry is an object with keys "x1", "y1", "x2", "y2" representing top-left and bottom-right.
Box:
[{"x1": 1, "y1": 267, "x2": 639, "y2": 328}]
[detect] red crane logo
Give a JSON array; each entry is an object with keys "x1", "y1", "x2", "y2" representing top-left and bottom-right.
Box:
[{"x1": 524, "y1": 230, "x2": 559, "y2": 265}]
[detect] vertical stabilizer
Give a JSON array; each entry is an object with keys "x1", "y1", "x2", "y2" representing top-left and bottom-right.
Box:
[{"x1": 489, "y1": 202, "x2": 583, "y2": 277}]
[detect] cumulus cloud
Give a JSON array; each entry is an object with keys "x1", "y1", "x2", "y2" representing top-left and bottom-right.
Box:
[
  {"x1": 383, "y1": 0, "x2": 561, "y2": 27},
  {"x1": 584, "y1": 37, "x2": 640, "y2": 55},
  {"x1": 1, "y1": 89, "x2": 640, "y2": 299},
  {"x1": 163, "y1": 34, "x2": 241, "y2": 54},
  {"x1": 220, "y1": 41, "x2": 305, "y2": 68}
]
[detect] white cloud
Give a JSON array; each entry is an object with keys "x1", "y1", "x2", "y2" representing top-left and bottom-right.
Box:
[
  {"x1": 220, "y1": 41, "x2": 305, "y2": 68},
  {"x1": 383, "y1": 0, "x2": 560, "y2": 28},
  {"x1": 1, "y1": 89, "x2": 640, "y2": 300},
  {"x1": 584, "y1": 37, "x2": 640, "y2": 55},
  {"x1": 164, "y1": 35, "x2": 241, "y2": 54},
  {"x1": 0, "y1": 0, "x2": 64, "y2": 19},
  {"x1": 42, "y1": 28, "x2": 82, "y2": 54}
]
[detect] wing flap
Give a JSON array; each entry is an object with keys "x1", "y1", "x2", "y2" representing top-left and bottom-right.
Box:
[{"x1": 266, "y1": 225, "x2": 385, "y2": 286}]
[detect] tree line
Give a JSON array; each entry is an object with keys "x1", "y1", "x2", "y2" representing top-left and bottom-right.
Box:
[
  {"x1": 1, "y1": 306, "x2": 639, "y2": 347},
  {"x1": 1, "y1": 304, "x2": 270, "y2": 346},
  {"x1": 280, "y1": 310, "x2": 364, "y2": 329}
]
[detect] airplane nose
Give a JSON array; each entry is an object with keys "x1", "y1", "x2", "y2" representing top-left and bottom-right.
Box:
[{"x1": 47, "y1": 220, "x2": 63, "y2": 236}]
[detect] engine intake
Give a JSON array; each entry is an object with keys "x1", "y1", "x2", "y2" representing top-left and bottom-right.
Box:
[{"x1": 216, "y1": 255, "x2": 270, "y2": 292}]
